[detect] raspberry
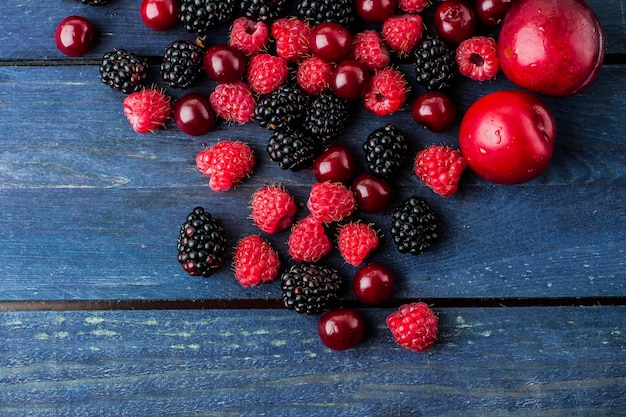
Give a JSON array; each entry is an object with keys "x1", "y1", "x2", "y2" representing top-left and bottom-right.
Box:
[
  {"x1": 246, "y1": 53, "x2": 289, "y2": 94},
  {"x1": 307, "y1": 181, "x2": 356, "y2": 224},
  {"x1": 288, "y1": 216, "x2": 332, "y2": 262},
  {"x1": 196, "y1": 141, "x2": 255, "y2": 192},
  {"x1": 229, "y1": 17, "x2": 269, "y2": 56},
  {"x1": 386, "y1": 302, "x2": 438, "y2": 353},
  {"x1": 122, "y1": 88, "x2": 172, "y2": 134},
  {"x1": 363, "y1": 68, "x2": 408, "y2": 116},
  {"x1": 209, "y1": 81, "x2": 256, "y2": 124},
  {"x1": 398, "y1": 0, "x2": 430, "y2": 13},
  {"x1": 296, "y1": 56, "x2": 333, "y2": 96},
  {"x1": 233, "y1": 235, "x2": 281, "y2": 287},
  {"x1": 250, "y1": 185, "x2": 297, "y2": 234},
  {"x1": 337, "y1": 222, "x2": 379, "y2": 267},
  {"x1": 351, "y1": 30, "x2": 391, "y2": 71},
  {"x1": 382, "y1": 14, "x2": 424, "y2": 55},
  {"x1": 455, "y1": 36, "x2": 499, "y2": 81},
  {"x1": 414, "y1": 145, "x2": 467, "y2": 197},
  {"x1": 271, "y1": 17, "x2": 311, "y2": 62}
]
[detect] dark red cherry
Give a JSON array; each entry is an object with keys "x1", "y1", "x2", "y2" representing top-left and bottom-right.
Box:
[
  {"x1": 353, "y1": 263, "x2": 395, "y2": 305},
  {"x1": 474, "y1": 0, "x2": 512, "y2": 28},
  {"x1": 312, "y1": 145, "x2": 356, "y2": 184},
  {"x1": 354, "y1": 0, "x2": 397, "y2": 23},
  {"x1": 140, "y1": 0, "x2": 180, "y2": 31},
  {"x1": 203, "y1": 44, "x2": 247, "y2": 83},
  {"x1": 309, "y1": 22, "x2": 352, "y2": 63},
  {"x1": 434, "y1": 0, "x2": 477, "y2": 44},
  {"x1": 318, "y1": 308, "x2": 365, "y2": 350},
  {"x1": 330, "y1": 60, "x2": 371, "y2": 100},
  {"x1": 55, "y1": 15, "x2": 95, "y2": 57},
  {"x1": 411, "y1": 91, "x2": 457, "y2": 133},
  {"x1": 350, "y1": 173, "x2": 393, "y2": 213},
  {"x1": 173, "y1": 93, "x2": 216, "y2": 136}
]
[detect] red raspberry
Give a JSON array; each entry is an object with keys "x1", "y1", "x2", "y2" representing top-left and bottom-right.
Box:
[
  {"x1": 247, "y1": 53, "x2": 289, "y2": 94},
  {"x1": 271, "y1": 17, "x2": 311, "y2": 62},
  {"x1": 122, "y1": 88, "x2": 172, "y2": 134},
  {"x1": 196, "y1": 141, "x2": 255, "y2": 192},
  {"x1": 209, "y1": 82, "x2": 256, "y2": 124},
  {"x1": 229, "y1": 17, "x2": 269, "y2": 56},
  {"x1": 233, "y1": 235, "x2": 281, "y2": 287},
  {"x1": 363, "y1": 68, "x2": 408, "y2": 116},
  {"x1": 414, "y1": 145, "x2": 467, "y2": 197},
  {"x1": 296, "y1": 56, "x2": 332, "y2": 96},
  {"x1": 307, "y1": 181, "x2": 356, "y2": 224},
  {"x1": 386, "y1": 302, "x2": 438, "y2": 353},
  {"x1": 288, "y1": 216, "x2": 332, "y2": 262},
  {"x1": 337, "y1": 222, "x2": 379, "y2": 267},
  {"x1": 351, "y1": 30, "x2": 391, "y2": 71},
  {"x1": 398, "y1": 0, "x2": 431, "y2": 13},
  {"x1": 382, "y1": 14, "x2": 424, "y2": 55},
  {"x1": 455, "y1": 36, "x2": 499, "y2": 81},
  {"x1": 250, "y1": 185, "x2": 297, "y2": 234}
]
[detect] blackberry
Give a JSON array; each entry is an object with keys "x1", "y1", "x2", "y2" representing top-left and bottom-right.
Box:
[
  {"x1": 363, "y1": 124, "x2": 408, "y2": 179},
  {"x1": 177, "y1": 207, "x2": 227, "y2": 277},
  {"x1": 281, "y1": 263, "x2": 344, "y2": 315},
  {"x1": 390, "y1": 197, "x2": 438, "y2": 255},
  {"x1": 303, "y1": 93, "x2": 352, "y2": 146},
  {"x1": 99, "y1": 49, "x2": 149, "y2": 94},
  {"x1": 160, "y1": 40, "x2": 205, "y2": 89},
  {"x1": 296, "y1": 0, "x2": 355, "y2": 28},
  {"x1": 414, "y1": 36, "x2": 458, "y2": 91},
  {"x1": 179, "y1": 0, "x2": 237, "y2": 36},
  {"x1": 239, "y1": 0, "x2": 287, "y2": 22},
  {"x1": 267, "y1": 130, "x2": 320, "y2": 171},
  {"x1": 254, "y1": 84, "x2": 309, "y2": 132},
  {"x1": 76, "y1": 0, "x2": 108, "y2": 5}
]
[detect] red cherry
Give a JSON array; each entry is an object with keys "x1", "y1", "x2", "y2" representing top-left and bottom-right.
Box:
[
  {"x1": 434, "y1": 0, "x2": 477, "y2": 44},
  {"x1": 173, "y1": 93, "x2": 216, "y2": 136},
  {"x1": 411, "y1": 91, "x2": 457, "y2": 133},
  {"x1": 318, "y1": 308, "x2": 365, "y2": 350},
  {"x1": 353, "y1": 263, "x2": 395, "y2": 305},
  {"x1": 140, "y1": 0, "x2": 180, "y2": 31},
  {"x1": 350, "y1": 173, "x2": 393, "y2": 213},
  {"x1": 309, "y1": 22, "x2": 352, "y2": 63},
  {"x1": 55, "y1": 15, "x2": 95, "y2": 57},
  {"x1": 203, "y1": 44, "x2": 247, "y2": 83},
  {"x1": 354, "y1": 0, "x2": 397, "y2": 23},
  {"x1": 312, "y1": 145, "x2": 356, "y2": 184},
  {"x1": 474, "y1": 0, "x2": 512, "y2": 28},
  {"x1": 330, "y1": 60, "x2": 371, "y2": 100}
]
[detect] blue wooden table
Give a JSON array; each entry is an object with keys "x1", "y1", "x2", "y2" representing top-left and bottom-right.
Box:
[{"x1": 0, "y1": 1, "x2": 624, "y2": 415}]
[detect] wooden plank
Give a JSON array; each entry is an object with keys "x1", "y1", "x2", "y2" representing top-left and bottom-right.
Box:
[{"x1": 0, "y1": 307, "x2": 624, "y2": 416}]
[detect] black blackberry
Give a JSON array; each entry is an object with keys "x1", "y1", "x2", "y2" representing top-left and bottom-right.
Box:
[
  {"x1": 414, "y1": 36, "x2": 458, "y2": 91},
  {"x1": 177, "y1": 207, "x2": 227, "y2": 278},
  {"x1": 76, "y1": 0, "x2": 108, "y2": 5},
  {"x1": 281, "y1": 263, "x2": 344, "y2": 315},
  {"x1": 99, "y1": 49, "x2": 149, "y2": 94},
  {"x1": 239, "y1": 0, "x2": 287, "y2": 22},
  {"x1": 363, "y1": 124, "x2": 408, "y2": 179},
  {"x1": 254, "y1": 84, "x2": 309, "y2": 132},
  {"x1": 390, "y1": 197, "x2": 438, "y2": 255},
  {"x1": 179, "y1": 0, "x2": 238, "y2": 36},
  {"x1": 302, "y1": 93, "x2": 352, "y2": 146},
  {"x1": 160, "y1": 40, "x2": 205, "y2": 89},
  {"x1": 267, "y1": 130, "x2": 320, "y2": 171},
  {"x1": 296, "y1": 0, "x2": 355, "y2": 28}
]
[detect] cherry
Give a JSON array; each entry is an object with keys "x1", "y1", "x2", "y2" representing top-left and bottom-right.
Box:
[
  {"x1": 55, "y1": 15, "x2": 95, "y2": 57},
  {"x1": 173, "y1": 93, "x2": 217, "y2": 136},
  {"x1": 140, "y1": 0, "x2": 180, "y2": 31},
  {"x1": 353, "y1": 263, "x2": 395, "y2": 305},
  {"x1": 330, "y1": 60, "x2": 371, "y2": 100},
  {"x1": 318, "y1": 308, "x2": 365, "y2": 350},
  {"x1": 350, "y1": 173, "x2": 393, "y2": 213},
  {"x1": 309, "y1": 22, "x2": 352, "y2": 63},
  {"x1": 434, "y1": 0, "x2": 477, "y2": 44},
  {"x1": 312, "y1": 145, "x2": 356, "y2": 184},
  {"x1": 474, "y1": 0, "x2": 512, "y2": 28},
  {"x1": 203, "y1": 44, "x2": 247, "y2": 83},
  {"x1": 354, "y1": 0, "x2": 397, "y2": 23},
  {"x1": 411, "y1": 91, "x2": 457, "y2": 133}
]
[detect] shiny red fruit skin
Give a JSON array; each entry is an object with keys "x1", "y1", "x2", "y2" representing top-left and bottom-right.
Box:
[
  {"x1": 203, "y1": 44, "x2": 247, "y2": 83},
  {"x1": 309, "y1": 22, "x2": 352, "y2": 63},
  {"x1": 173, "y1": 93, "x2": 216, "y2": 136},
  {"x1": 312, "y1": 145, "x2": 356, "y2": 184},
  {"x1": 318, "y1": 308, "x2": 365, "y2": 350},
  {"x1": 458, "y1": 90, "x2": 556, "y2": 185},
  {"x1": 350, "y1": 173, "x2": 393, "y2": 213},
  {"x1": 411, "y1": 91, "x2": 456, "y2": 133},
  {"x1": 55, "y1": 15, "x2": 95, "y2": 57},
  {"x1": 330, "y1": 60, "x2": 371, "y2": 100},
  {"x1": 353, "y1": 263, "x2": 394, "y2": 305},
  {"x1": 140, "y1": 0, "x2": 180, "y2": 31},
  {"x1": 474, "y1": 0, "x2": 512, "y2": 28},
  {"x1": 355, "y1": 0, "x2": 397, "y2": 23},
  {"x1": 434, "y1": 0, "x2": 477, "y2": 44}
]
